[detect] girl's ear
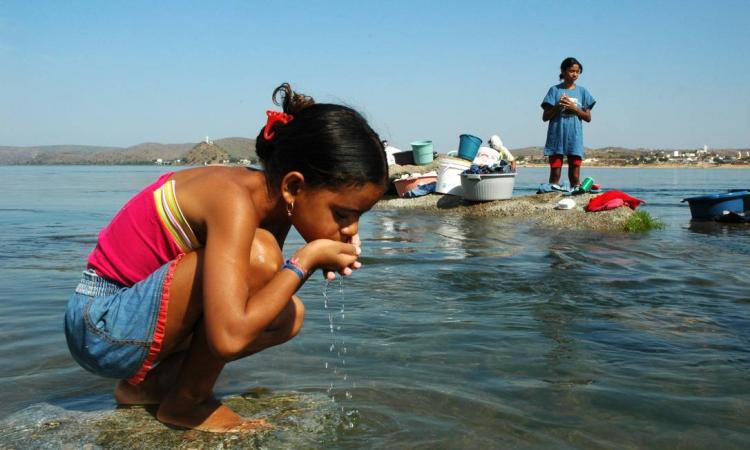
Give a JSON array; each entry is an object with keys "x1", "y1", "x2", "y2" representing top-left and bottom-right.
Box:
[{"x1": 280, "y1": 171, "x2": 305, "y2": 204}]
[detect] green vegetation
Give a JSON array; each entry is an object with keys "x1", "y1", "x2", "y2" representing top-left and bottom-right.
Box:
[{"x1": 623, "y1": 210, "x2": 665, "y2": 232}]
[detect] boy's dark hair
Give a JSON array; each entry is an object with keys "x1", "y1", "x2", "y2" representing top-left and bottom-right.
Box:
[
  {"x1": 559, "y1": 57, "x2": 583, "y2": 80},
  {"x1": 256, "y1": 83, "x2": 388, "y2": 192}
]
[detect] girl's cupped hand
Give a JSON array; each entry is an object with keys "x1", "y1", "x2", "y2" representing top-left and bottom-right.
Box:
[{"x1": 297, "y1": 235, "x2": 362, "y2": 280}]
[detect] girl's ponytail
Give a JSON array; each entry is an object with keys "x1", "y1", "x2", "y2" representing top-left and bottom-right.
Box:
[
  {"x1": 272, "y1": 83, "x2": 315, "y2": 115},
  {"x1": 256, "y1": 83, "x2": 317, "y2": 162},
  {"x1": 255, "y1": 83, "x2": 315, "y2": 161},
  {"x1": 255, "y1": 82, "x2": 387, "y2": 193}
]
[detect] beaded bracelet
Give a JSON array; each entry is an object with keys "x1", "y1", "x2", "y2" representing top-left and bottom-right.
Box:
[{"x1": 282, "y1": 257, "x2": 308, "y2": 281}]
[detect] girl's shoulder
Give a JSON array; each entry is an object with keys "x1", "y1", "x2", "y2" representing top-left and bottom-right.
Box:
[
  {"x1": 177, "y1": 167, "x2": 264, "y2": 234},
  {"x1": 174, "y1": 167, "x2": 260, "y2": 209}
]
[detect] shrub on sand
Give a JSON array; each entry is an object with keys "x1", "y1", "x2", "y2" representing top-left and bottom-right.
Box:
[{"x1": 623, "y1": 210, "x2": 665, "y2": 232}]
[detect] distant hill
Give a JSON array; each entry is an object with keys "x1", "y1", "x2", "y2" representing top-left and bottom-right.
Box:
[
  {"x1": 1, "y1": 139, "x2": 746, "y2": 165},
  {"x1": 184, "y1": 142, "x2": 230, "y2": 165},
  {"x1": 0, "y1": 145, "x2": 120, "y2": 164},
  {"x1": 213, "y1": 137, "x2": 256, "y2": 161},
  {"x1": 0, "y1": 137, "x2": 256, "y2": 165},
  {"x1": 510, "y1": 146, "x2": 544, "y2": 157}
]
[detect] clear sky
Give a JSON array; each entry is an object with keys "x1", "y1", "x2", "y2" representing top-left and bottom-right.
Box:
[{"x1": 2, "y1": 0, "x2": 749, "y2": 151}]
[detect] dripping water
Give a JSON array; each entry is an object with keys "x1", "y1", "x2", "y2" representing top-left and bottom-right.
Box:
[{"x1": 322, "y1": 277, "x2": 358, "y2": 428}]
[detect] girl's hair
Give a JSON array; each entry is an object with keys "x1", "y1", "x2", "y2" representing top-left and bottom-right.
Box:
[
  {"x1": 559, "y1": 57, "x2": 583, "y2": 80},
  {"x1": 255, "y1": 83, "x2": 388, "y2": 192}
]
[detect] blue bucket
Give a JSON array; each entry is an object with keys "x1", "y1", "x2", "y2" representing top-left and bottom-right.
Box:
[
  {"x1": 681, "y1": 191, "x2": 750, "y2": 221},
  {"x1": 457, "y1": 134, "x2": 482, "y2": 161},
  {"x1": 410, "y1": 140, "x2": 434, "y2": 165},
  {"x1": 728, "y1": 189, "x2": 750, "y2": 212}
]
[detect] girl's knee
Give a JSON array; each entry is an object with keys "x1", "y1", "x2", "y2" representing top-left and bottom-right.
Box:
[{"x1": 248, "y1": 229, "x2": 283, "y2": 288}]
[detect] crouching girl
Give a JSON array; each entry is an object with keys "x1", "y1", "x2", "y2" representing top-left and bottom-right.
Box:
[{"x1": 64, "y1": 83, "x2": 388, "y2": 432}]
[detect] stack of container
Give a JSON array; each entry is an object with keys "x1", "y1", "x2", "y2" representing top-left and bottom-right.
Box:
[{"x1": 454, "y1": 133, "x2": 516, "y2": 201}]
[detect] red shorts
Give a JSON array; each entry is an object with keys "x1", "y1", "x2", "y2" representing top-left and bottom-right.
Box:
[{"x1": 549, "y1": 155, "x2": 582, "y2": 168}]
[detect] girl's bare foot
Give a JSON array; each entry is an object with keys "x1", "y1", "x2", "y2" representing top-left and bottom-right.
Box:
[{"x1": 156, "y1": 395, "x2": 271, "y2": 433}]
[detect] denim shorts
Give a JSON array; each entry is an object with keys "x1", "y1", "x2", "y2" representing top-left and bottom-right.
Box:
[{"x1": 64, "y1": 259, "x2": 178, "y2": 385}]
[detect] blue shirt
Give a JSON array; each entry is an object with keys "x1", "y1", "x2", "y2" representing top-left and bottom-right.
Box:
[{"x1": 541, "y1": 84, "x2": 596, "y2": 157}]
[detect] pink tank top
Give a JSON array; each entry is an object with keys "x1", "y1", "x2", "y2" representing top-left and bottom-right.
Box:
[{"x1": 88, "y1": 172, "x2": 201, "y2": 286}]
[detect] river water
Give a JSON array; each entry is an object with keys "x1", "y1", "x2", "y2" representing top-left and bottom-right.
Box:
[{"x1": 0, "y1": 165, "x2": 748, "y2": 449}]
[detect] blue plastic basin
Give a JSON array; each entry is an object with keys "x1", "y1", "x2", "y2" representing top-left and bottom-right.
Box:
[{"x1": 681, "y1": 191, "x2": 750, "y2": 221}]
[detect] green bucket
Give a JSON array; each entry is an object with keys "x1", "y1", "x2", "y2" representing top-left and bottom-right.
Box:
[{"x1": 411, "y1": 140, "x2": 434, "y2": 165}]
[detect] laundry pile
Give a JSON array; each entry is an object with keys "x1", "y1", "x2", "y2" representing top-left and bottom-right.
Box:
[{"x1": 463, "y1": 160, "x2": 514, "y2": 175}]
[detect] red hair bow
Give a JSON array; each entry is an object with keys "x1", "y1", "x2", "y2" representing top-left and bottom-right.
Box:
[{"x1": 263, "y1": 110, "x2": 294, "y2": 140}]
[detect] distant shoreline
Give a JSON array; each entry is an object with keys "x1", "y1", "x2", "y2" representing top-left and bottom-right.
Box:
[
  {"x1": 2, "y1": 162, "x2": 749, "y2": 169},
  {"x1": 519, "y1": 163, "x2": 750, "y2": 169}
]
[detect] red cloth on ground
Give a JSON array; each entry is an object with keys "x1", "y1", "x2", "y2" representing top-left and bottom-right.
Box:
[{"x1": 586, "y1": 190, "x2": 645, "y2": 212}]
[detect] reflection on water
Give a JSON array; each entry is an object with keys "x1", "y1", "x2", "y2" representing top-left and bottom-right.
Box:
[
  {"x1": 0, "y1": 166, "x2": 749, "y2": 449},
  {"x1": 688, "y1": 220, "x2": 750, "y2": 237}
]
